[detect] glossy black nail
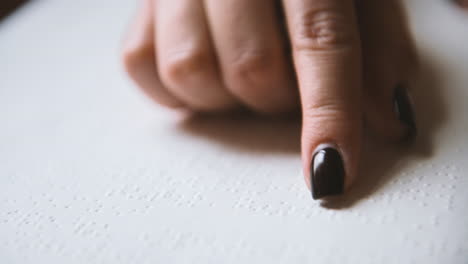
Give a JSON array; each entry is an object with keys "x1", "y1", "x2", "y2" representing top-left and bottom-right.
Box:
[
  {"x1": 310, "y1": 147, "x2": 345, "y2": 200},
  {"x1": 394, "y1": 84, "x2": 417, "y2": 140}
]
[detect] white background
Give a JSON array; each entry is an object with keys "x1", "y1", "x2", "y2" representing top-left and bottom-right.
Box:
[{"x1": 1, "y1": 0, "x2": 467, "y2": 263}]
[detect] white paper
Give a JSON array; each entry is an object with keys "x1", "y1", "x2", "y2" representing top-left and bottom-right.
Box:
[{"x1": 1, "y1": 0, "x2": 467, "y2": 263}]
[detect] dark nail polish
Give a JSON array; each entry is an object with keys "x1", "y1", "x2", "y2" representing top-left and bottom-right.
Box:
[
  {"x1": 394, "y1": 84, "x2": 417, "y2": 139},
  {"x1": 310, "y1": 147, "x2": 345, "y2": 200}
]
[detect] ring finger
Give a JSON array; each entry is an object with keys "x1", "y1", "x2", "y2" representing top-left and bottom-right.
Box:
[{"x1": 155, "y1": 0, "x2": 238, "y2": 111}]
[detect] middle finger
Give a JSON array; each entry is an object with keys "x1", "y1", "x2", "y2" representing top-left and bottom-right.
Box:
[{"x1": 204, "y1": 0, "x2": 299, "y2": 113}]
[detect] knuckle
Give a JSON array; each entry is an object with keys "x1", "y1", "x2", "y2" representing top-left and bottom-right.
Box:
[
  {"x1": 228, "y1": 51, "x2": 274, "y2": 89},
  {"x1": 226, "y1": 50, "x2": 298, "y2": 113},
  {"x1": 291, "y1": 9, "x2": 355, "y2": 52},
  {"x1": 121, "y1": 46, "x2": 184, "y2": 109},
  {"x1": 303, "y1": 100, "x2": 358, "y2": 122},
  {"x1": 161, "y1": 49, "x2": 210, "y2": 85},
  {"x1": 122, "y1": 45, "x2": 153, "y2": 79}
]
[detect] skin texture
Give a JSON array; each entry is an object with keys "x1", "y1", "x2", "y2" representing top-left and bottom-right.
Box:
[
  {"x1": 282, "y1": 0, "x2": 363, "y2": 191},
  {"x1": 122, "y1": 0, "x2": 418, "y2": 199}
]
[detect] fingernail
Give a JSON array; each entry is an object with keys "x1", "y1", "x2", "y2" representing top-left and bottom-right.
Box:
[
  {"x1": 310, "y1": 146, "x2": 345, "y2": 200},
  {"x1": 394, "y1": 84, "x2": 417, "y2": 140}
]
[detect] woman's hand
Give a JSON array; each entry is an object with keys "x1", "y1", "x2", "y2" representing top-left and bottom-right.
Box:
[
  {"x1": 454, "y1": 0, "x2": 468, "y2": 9},
  {"x1": 122, "y1": 0, "x2": 418, "y2": 200}
]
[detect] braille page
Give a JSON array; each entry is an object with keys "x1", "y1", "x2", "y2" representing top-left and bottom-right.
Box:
[{"x1": 0, "y1": 0, "x2": 467, "y2": 263}]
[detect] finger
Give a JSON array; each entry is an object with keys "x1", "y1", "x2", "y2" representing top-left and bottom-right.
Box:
[
  {"x1": 204, "y1": 0, "x2": 298, "y2": 113},
  {"x1": 155, "y1": 0, "x2": 238, "y2": 111},
  {"x1": 121, "y1": 0, "x2": 183, "y2": 108},
  {"x1": 358, "y1": 0, "x2": 418, "y2": 141},
  {"x1": 283, "y1": 0, "x2": 362, "y2": 199},
  {"x1": 454, "y1": 0, "x2": 468, "y2": 9}
]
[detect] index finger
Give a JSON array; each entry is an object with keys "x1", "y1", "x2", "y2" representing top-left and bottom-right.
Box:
[{"x1": 282, "y1": 0, "x2": 363, "y2": 199}]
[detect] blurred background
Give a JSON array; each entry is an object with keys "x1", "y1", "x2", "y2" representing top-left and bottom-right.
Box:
[{"x1": 1, "y1": 1, "x2": 468, "y2": 264}]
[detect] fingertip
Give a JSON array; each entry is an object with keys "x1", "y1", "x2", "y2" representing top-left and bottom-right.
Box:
[
  {"x1": 393, "y1": 84, "x2": 418, "y2": 141},
  {"x1": 359, "y1": 0, "x2": 419, "y2": 143},
  {"x1": 283, "y1": 0, "x2": 363, "y2": 200},
  {"x1": 301, "y1": 116, "x2": 362, "y2": 200},
  {"x1": 365, "y1": 82, "x2": 418, "y2": 143}
]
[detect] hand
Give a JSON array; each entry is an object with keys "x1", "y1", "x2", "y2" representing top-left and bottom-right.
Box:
[
  {"x1": 454, "y1": 0, "x2": 468, "y2": 9},
  {"x1": 122, "y1": 0, "x2": 418, "y2": 200}
]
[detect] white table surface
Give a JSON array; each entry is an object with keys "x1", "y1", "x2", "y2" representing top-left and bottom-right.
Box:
[{"x1": 1, "y1": 0, "x2": 467, "y2": 263}]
